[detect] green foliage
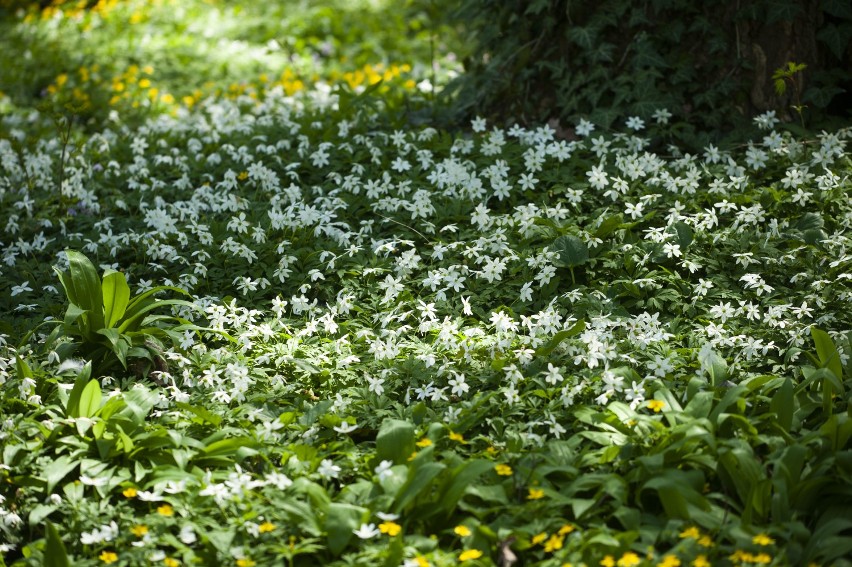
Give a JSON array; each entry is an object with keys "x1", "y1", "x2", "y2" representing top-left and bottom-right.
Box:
[
  {"x1": 441, "y1": 0, "x2": 852, "y2": 143},
  {"x1": 48, "y1": 250, "x2": 198, "y2": 377}
]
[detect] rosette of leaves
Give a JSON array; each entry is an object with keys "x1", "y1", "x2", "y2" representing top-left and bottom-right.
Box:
[{"x1": 46, "y1": 250, "x2": 199, "y2": 377}]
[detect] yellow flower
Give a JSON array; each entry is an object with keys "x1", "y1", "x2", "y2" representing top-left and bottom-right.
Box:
[
  {"x1": 527, "y1": 488, "x2": 545, "y2": 500},
  {"x1": 691, "y1": 555, "x2": 710, "y2": 567},
  {"x1": 237, "y1": 171, "x2": 249, "y2": 181},
  {"x1": 657, "y1": 555, "x2": 681, "y2": 567},
  {"x1": 122, "y1": 487, "x2": 137, "y2": 498},
  {"x1": 157, "y1": 504, "x2": 174, "y2": 516},
  {"x1": 601, "y1": 555, "x2": 616, "y2": 567},
  {"x1": 412, "y1": 556, "x2": 429, "y2": 567},
  {"x1": 454, "y1": 525, "x2": 472, "y2": 537},
  {"x1": 416, "y1": 437, "x2": 433, "y2": 448},
  {"x1": 259, "y1": 521, "x2": 275, "y2": 533},
  {"x1": 164, "y1": 558, "x2": 180, "y2": 567},
  {"x1": 236, "y1": 560, "x2": 256, "y2": 567},
  {"x1": 544, "y1": 534, "x2": 564, "y2": 553},
  {"x1": 486, "y1": 446, "x2": 498, "y2": 455},
  {"x1": 531, "y1": 532, "x2": 548, "y2": 545},
  {"x1": 99, "y1": 551, "x2": 118, "y2": 564},
  {"x1": 679, "y1": 526, "x2": 700, "y2": 540},
  {"x1": 130, "y1": 524, "x2": 148, "y2": 537},
  {"x1": 138, "y1": 78, "x2": 151, "y2": 88},
  {"x1": 753, "y1": 553, "x2": 772, "y2": 564},
  {"x1": 448, "y1": 431, "x2": 465, "y2": 443},
  {"x1": 459, "y1": 549, "x2": 483, "y2": 562},
  {"x1": 647, "y1": 400, "x2": 665, "y2": 412},
  {"x1": 379, "y1": 521, "x2": 402, "y2": 536},
  {"x1": 494, "y1": 464, "x2": 513, "y2": 476},
  {"x1": 558, "y1": 523, "x2": 575, "y2": 535},
  {"x1": 617, "y1": 552, "x2": 641, "y2": 567},
  {"x1": 697, "y1": 535, "x2": 713, "y2": 548},
  {"x1": 752, "y1": 533, "x2": 775, "y2": 546}
]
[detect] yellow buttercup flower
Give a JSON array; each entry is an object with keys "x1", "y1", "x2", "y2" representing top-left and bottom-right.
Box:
[
  {"x1": 448, "y1": 431, "x2": 465, "y2": 443},
  {"x1": 617, "y1": 552, "x2": 641, "y2": 567},
  {"x1": 454, "y1": 525, "x2": 472, "y2": 537},
  {"x1": 459, "y1": 549, "x2": 483, "y2": 562},
  {"x1": 130, "y1": 524, "x2": 148, "y2": 537},
  {"x1": 157, "y1": 504, "x2": 174, "y2": 516},
  {"x1": 647, "y1": 399, "x2": 665, "y2": 412},
  {"x1": 416, "y1": 437, "x2": 433, "y2": 448},
  {"x1": 163, "y1": 558, "x2": 180, "y2": 567},
  {"x1": 99, "y1": 551, "x2": 118, "y2": 564},
  {"x1": 379, "y1": 521, "x2": 402, "y2": 536},
  {"x1": 494, "y1": 463, "x2": 513, "y2": 476},
  {"x1": 236, "y1": 560, "x2": 256, "y2": 567},
  {"x1": 600, "y1": 555, "x2": 615, "y2": 567},
  {"x1": 657, "y1": 555, "x2": 681, "y2": 567},
  {"x1": 691, "y1": 555, "x2": 710, "y2": 567},
  {"x1": 679, "y1": 526, "x2": 700, "y2": 539},
  {"x1": 531, "y1": 532, "x2": 548, "y2": 545},
  {"x1": 544, "y1": 534, "x2": 564, "y2": 552},
  {"x1": 527, "y1": 487, "x2": 545, "y2": 500},
  {"x1": 752, "y1": 533, "x2": 775, "y2": 546},
  {"x1": 122, "y1": 487, "x2": 137, "y2": 498},
  {"x1": 259, "y1": 521, "x2": 275, "y2": 533}
]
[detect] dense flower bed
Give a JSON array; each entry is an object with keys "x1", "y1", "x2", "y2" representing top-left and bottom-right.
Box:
[{"x1": 0, "y1": 83, "x2": 850, "y2": 566}]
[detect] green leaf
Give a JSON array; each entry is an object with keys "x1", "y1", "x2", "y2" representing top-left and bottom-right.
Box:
[
  {"x1": 43, "y1": 456, "x2": 78, "y2": 494},
  {"x1": 593, "y1": 213, "x2": 624, "y2": 238},
  {"x1": 325, "y1": 503, "x2": 366, "y2": 556},
  {"x1": 376, "y1": 419, "x2": 415, "y2": 465},
  {"x1": 434, "y1": 459, "x2": 494, "y2": 518},
  {"x1": 393, "y1": 462, "x2": 446, "y2": 513},
  {"x1": 65, "y1": 362, "x2": 93, "y2": 418},
  {"x1": 770, "y1": 378, "x2": 794, "y2": 431},
  {"x1": 64, "y1": 250, "x2": 105, "y2": 332},
  {"x1": 668, "y1": 221, "x2": 693, "y2": 249},
  {"x1": 101, "y1": 270, "x2": 130, "y2": 328},
  {"x1": 535, "y1": 319, "x2": 586, "y2": 356},
  {"x1": 551, "y1": 235, "x2": 589, "y2": 267},
  {"x1": 176, "y1": 402, "x2": 223, "y2": 427},
  {"x1": 43, "y1": 520, "x2": 71, "y2": 567},
  {"x1": 812, "y1": 327, "x2": 843, "y2": 381},
  {"x1": 78, "y1": 379, "x2": 103, "y2": 419}
]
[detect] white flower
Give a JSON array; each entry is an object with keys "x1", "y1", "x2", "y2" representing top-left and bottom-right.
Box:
[
  {"x1": 373, "y1": 460, "x2": 394, "y2": 482},
  {"x1": 353, "y1": 523, "x2": 380, "y2": 539},
  {"x1": 543, "y1": 363, "x2": 564, "y2": 385},
  {"x1": 10, "y1": 281, "x2": 32, "y2": 296},
  {"x1": 576, "y1": 118, "x2": 595, "y2": 137},
  {"x1": 317, "y1": 459, "x2": 341, "y2": 479}
]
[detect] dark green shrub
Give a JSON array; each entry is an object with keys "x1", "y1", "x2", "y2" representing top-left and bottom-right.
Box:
[{"x1": 442, "y1": 0, "x2": 852, "y2": 142}]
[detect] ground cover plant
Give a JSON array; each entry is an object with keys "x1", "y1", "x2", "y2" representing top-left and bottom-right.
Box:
[{"x1": 1, "y1": 2, "x2": 852, "y2": 567}]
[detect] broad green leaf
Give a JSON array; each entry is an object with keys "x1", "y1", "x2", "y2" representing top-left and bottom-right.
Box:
[
  {"x1": 28, "y1": 504, "x2": 57, "y2": 527},
  {"x1": 43, "y1": 520, "x2": 71, "y2": 567},
  {"x1": 770, "y1": 378, "x2": 794, "y2": 431},
  {"x1": 65, "y1": 363, "x2": 93, "y2": 418},
  {"x1": 176, "y1": 402, "x2": 223, "y2": 427},
  {"x1": 551, "y1": 235, "x2": 589, "y2": 267},
  {"x1": 668, "y1": 221, "x2": 693, "y2": 249},
  {"x1": 393, "y1": 462, "x2": 446, "y2": 513},
  {"x1": 325, "y1": 503, "x2": 366, "y2": 556},
  {"x1": 15, "y1": 355, "x2": 34, "y2": 380},
  {"x1": 593, "y1": 213, "x2": 624, "y2": 238},
  {"x1": 376, "y1": 419, "x2": 415, "y2": 465},
  {"x1": 44, "y1": 456, "x2": 78, "y2": 494},
  {"x1": 102, "y1": 270, "x2": 130, "y2": 328},
  {"x1": 812, "y1": 327, "x2": 843, "y2": 381},
  {"x1": 65, "y1": 250, "x2": 105, "y2": 332},
  {"x1": 535, "y1": 319, "x2": 586, "y2": 356},
  {"x1": 78, "y1": 379, "x2": 103, "y2": 419},
  {"x1": 434, "y1": 459, "x2": 494, "y2": 517}
]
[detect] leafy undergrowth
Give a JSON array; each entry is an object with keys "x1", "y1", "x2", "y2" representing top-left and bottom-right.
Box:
[
  {"x1": 1, "y1": 5, "x2": 852, "y2": 563},
  {"x1": 1, "y1": 85, "x2": 851, "y2": 566}
]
